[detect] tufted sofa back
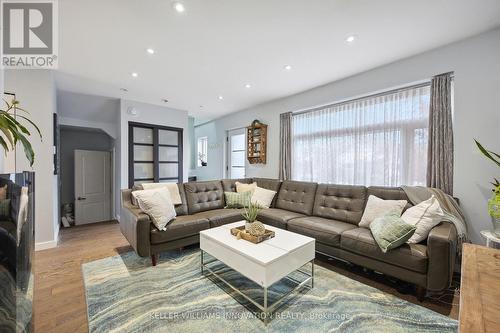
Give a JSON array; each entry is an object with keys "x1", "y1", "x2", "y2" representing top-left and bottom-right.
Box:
[
  {"x1": 184, "y1": 181, "x2": 224, "y2": 214},
  {"x1": 313, "y1": 184, "x2": 367, "y2": 225},
  {"x1": 275, "y1": 180, "x2": 317, "y2": 215}
]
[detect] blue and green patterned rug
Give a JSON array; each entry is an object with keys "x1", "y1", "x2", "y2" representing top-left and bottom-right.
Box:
[{"x1": 82, "y1": 249, "x2": 458, "y2": 333}]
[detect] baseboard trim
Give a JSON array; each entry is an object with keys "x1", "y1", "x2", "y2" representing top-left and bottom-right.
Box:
[{"x1": 35, "y1": 239, "x2": 58, "y2": 251}]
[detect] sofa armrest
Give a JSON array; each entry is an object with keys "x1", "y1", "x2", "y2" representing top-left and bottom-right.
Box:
[
  {"x1": 426, "y1": 221, "x2": 457, "y2": 291},
  {"x1": 120, "y1": 203, "x2": 151, "y2": 257}
]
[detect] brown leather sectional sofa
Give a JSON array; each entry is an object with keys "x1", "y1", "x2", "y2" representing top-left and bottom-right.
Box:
[{"x1": 120, "y1": 178, "x2": 458, "y2": 298}]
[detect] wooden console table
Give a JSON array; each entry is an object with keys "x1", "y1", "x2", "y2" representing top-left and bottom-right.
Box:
[{"x1": 459, "y1": 243, "x2": 500, "y2": 332}]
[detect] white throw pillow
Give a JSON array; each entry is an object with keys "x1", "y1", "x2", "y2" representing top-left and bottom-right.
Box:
[
  {"x1": 251, "y1": 187, "x2": 277, "y2": 208},
  {"x1": 359, "y1": 195, "x2": 407, "y2": 228},
  {"x1": 402, "y1": 196, "x2": 444, "y2": 243},
  {"x1": 132, "y1": 188, "x2": 176, "y2": 231},
  {"x1": 141, "y1": 183, "x2": 182, "y2": 205},
  {"x1": 235, "y1": 181, "x2": 257, "y2": 194}
]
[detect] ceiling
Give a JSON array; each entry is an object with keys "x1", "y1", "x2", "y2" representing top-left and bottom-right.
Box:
[{"x1": 57, "y1": 0, "x2": 500, "y2": 122}]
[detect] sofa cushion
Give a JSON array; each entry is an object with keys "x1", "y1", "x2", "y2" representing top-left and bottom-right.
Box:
[
  {"x1": 287, "y1": 216, "x2": 356, "y2": 247},
  {"x1": 221, "y1": 178, "x2": 253, "y2": 192},
  {"x1": 257, "y1": 208, "x2": 306, "y2": 229},
  {"x1": 313, "y1": 184, "x2": 367, "y2": 225},
  {"x1": 340, "y1": 228, "x2": 428, "y2": 273},
  {"x1": 194, "y1": 208, "x2": 244, "y2": 228},
  {"x1": 367, "y1": 186, "x2": 412, "y2": 211},
  {"x1": 275, "y1": 181, "x2": 317, "y2": 215},
  {"x1": 184, "y1": 181, "x2": 224, "y2": 214},
  {"x1": 253, "y1": 178, "x2": 282, "y2": 207},
  {"x1": 150, "y1": 215, "x2": 209, "y2": 244},
  {"x1": 129, "y1": 184, "x2": 188, "y2": 216}
]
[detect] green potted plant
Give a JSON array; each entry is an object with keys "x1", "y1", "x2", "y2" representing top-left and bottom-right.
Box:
[
  {"x1": 475, "y1": 139, "x2": 500, "y2": 236},
  {"x1": 0, "y1": 99, "x2": 42, "y2": 166}
]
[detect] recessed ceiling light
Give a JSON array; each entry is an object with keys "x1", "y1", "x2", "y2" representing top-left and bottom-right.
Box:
[
  {"x1": 245, "y1": 84, "x2": 252, "y2": 88},
  {"x1": 218, "y1": 96, "x2": 224, "y2": 100},
  {"x1": 146, "y1": 48, "x2": 155, "y2": 54},
  {"x1": 345, "y1": 35, "x2": 357, "y2": 43},
  {"x1": 131, "y1": 72, "x2": 138, "y2": 78},
  {"x1": 199, "y1": 105, "x2": 204, "y2": 108},
  {"x1": 161, "y1": 98, "x2": 169, "y2": 103},
  {"x1": 284, "y1": 65, "x2": 292, "y2": 71},
  {"x1": 120, "y1": 88, "x2": 128, "y2": 92},
  {"x1": 173, "y1": 2, "x2": 185, "y2": 13}
]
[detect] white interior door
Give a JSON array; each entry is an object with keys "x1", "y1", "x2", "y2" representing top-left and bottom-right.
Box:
[
  {"x1": 75, "y1": 150, "x2": 111, "y2": 225},
  {"x1": 227, "y1": 128, "x2": 246, "y2": 179}
]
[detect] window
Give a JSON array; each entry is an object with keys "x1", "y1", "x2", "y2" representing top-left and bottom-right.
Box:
[
  {"x1": 197, "y1": 137, "x2": 208, "y2": 167},
  {"x1": 292, "y1": 84, "x2": 430, "y2": 186},
  {"x1": 129, "y1": 122, "x2": 183, "y2": 187}
]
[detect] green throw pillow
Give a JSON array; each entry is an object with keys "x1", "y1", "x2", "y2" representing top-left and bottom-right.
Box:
[
  {"x1": 224, "y1": 191, "x2": 251, "y2": 208},
  {"x1": 370, "y1": 212, "x2": 416, "y2": 253},
  {"x1": 0, "y1": 199, "x2": 11, "y2": 220}
]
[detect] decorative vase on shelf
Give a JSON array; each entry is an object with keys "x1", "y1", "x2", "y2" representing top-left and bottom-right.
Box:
[{"x1": 488, "y1": 194, "x2": 500, "y2": 237}]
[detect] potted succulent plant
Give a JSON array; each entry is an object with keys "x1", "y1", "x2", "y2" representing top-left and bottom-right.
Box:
[
  {"x1": 0, "y1": 99, "x2": 42, "y2": 167},
  {"x1": 241, "y1": 201, "x2": 266, "y2": 238},
  {"x1": 475, "y1": 139, "x2": 500, "y2": 236}
]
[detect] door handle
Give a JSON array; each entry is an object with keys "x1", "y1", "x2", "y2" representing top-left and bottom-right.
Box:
[{"x1": 77, "y1": 197, "x2": 86, "y2": 200}]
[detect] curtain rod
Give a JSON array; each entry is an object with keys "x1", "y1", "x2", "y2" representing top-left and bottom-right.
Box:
[{"x1": 292, "y1": 72, "x2": 454, "y2": 117}]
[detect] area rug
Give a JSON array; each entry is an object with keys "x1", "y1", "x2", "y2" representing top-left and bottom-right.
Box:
[{"x1": 82, "y1": 249, "x2": 458, "y2": 333}]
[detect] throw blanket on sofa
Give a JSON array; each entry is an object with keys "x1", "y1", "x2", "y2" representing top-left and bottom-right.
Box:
[{"x1": 401, "y1": 186, "x2": 468, "y2": 255}]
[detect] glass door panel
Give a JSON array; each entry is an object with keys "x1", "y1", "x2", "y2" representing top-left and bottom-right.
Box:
[
  {"x1": 159, "y1": 130, "x2": 178, "y2": 145},
  {"x1": 159, "y1": 146, "x2": 178, "y2": 162},
  {"x1": 133, "y1": 127, "x2": 153, "y2": 144},
  {"x1": 133, "y1": 145, "x2": 153, "y2": 161}
]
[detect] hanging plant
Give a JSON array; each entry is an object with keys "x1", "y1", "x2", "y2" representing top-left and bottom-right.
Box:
[{"x1": 0, "y1": 99, "x2": 42, "y2": 166}]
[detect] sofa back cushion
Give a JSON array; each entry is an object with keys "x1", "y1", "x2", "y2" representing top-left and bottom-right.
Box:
[
  {"x1": 221, "y1": 178, "x2": 253, "y2": 192},
  {"x1": 313, "y1": 184, "x2": 367, "y2": 225},
  {"x1": 184, "y1": 181, "x2": 224, "y2": 214},
  {"x1": 275, "y1": 181, "x2": 317, "y2": 215},
  {"x1": 253, "y1": 178, "x2": 282, "y2": 207},
  {"x1": 367, "y1": 186, "x2": 412, "y2": 211}
]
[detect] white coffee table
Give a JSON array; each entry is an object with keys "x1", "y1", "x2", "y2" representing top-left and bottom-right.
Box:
[{"x1": 200, "y1": 221, "x2": 315, "y2": 323}]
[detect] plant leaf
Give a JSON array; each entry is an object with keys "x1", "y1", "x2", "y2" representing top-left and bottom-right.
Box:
[
  {"x1": 17, "y1": 134, "x2": 35, "y2": 166},
  {"x1": 475, "y1": 139, "x2": 500, "y2": 168},
  {"x1": 15, "y1": 115, "x2": 42, "y2": 138},
  {"x1": 0, "y1": 136, "x2": 10, "y2": 153}
]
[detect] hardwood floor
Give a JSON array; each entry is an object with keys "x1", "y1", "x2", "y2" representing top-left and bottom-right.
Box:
[
  {"x1": 34, "y1": 221, "x2": 131, "y2": 333},
  {"x1": 34, "y1": 221, "x2": 459, "y2": 332}
]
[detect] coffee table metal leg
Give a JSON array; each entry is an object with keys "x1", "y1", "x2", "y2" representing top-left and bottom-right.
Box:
[
  {"x1": 263, "y1": 286, "x2": 268, "y2": 325},
  {"x1": 311, "y1": 259, "x2": 315, "y2": 288},
  {"x1": 200, "y1": 250, "x2": 204, "y2": 274}
]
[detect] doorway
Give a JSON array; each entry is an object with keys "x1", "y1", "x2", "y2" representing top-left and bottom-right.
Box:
[
  {"x1": 227, "y1": 128, "x2": 246, "y2": 179},
  {"x1": 59, "y1": 126, "x2": 114, "y2": 226}
]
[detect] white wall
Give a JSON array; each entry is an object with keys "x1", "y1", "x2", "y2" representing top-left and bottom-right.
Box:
[
  {"x1": 194, "y1": 28, "x2": 500, "y2": 244},
  {"x1": 4, "y1": 70, "x2": 59, "y2": 249},
  {"x1": 119, "y1": 100, "x2": 190, "y2": 192}
]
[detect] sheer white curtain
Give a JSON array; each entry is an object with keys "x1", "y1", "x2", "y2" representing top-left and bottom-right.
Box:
[{"x1": 291, "y1": 85, "x2": 430, "y2": 186}]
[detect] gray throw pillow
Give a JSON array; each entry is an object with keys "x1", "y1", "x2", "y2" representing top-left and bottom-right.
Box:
[{"x1": 370, "y1": 212, "x2": 416, "y2": 253}]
